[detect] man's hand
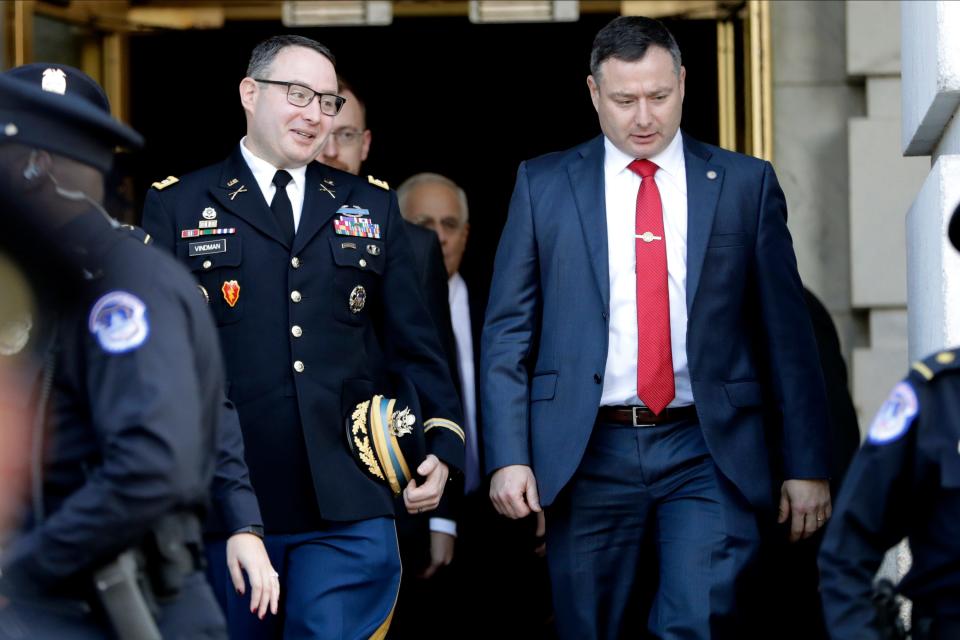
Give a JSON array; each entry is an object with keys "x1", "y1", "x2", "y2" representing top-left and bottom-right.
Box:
[
  {"x1": 419, "y1": 531, "x2": 455, "y2": 579},
  {"x1": 403, "y1": 454, "x2": 449, "y2": 514},
  {"x1": 778, "y1": 479, "x2": 832, "y2": 542},
  {"x1": 226, "y1": 533, "x2": 279, "y2": 619},
  {"x1": 490, "y1": 464, "x2": 541, "y2": 519}
]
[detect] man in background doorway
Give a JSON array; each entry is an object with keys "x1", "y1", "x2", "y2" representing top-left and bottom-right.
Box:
[{"x1": 399, "y1": 172, "x2": 554, "y2": 639}]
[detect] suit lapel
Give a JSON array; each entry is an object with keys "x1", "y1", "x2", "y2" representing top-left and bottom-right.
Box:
[
  {"x1": 683, "y1": 135, "x2": 724, "y2": 311},
  {"x1": 567, "y1": 136, "x2": 610, "y2": 308},
  {"x1": 209, "y1": 147, "x2": 289, "y2": 248},
  {"x1": 292, "y1": 162, "x2": 353, "y2": 254}
]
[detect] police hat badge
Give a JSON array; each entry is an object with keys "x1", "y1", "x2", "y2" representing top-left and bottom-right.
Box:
[
  {"x1": 0, "y1": 63, "x2": 143, "y2": 173},
  {"x1": 346, "y1": 376, "x2": 426, "y2": 496}
]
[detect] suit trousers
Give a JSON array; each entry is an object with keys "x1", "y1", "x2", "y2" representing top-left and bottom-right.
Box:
[
  {"x1": 545, "y1": 417, "x2": 760, "y2": 640},
  {"x1": 206, "y1": 518, "x2": 400, "y2": 640}
]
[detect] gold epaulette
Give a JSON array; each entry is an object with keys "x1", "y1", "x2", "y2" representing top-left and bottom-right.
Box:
[
  {"x1": 368, "y1": 175, "x2": 389, "y2": 190},
  {"x1": 911, "y1": 348, "x2": 960, "y2": 381},
  {"x1": 151, "y1": 175, "x2": 179, "y2": 190}
]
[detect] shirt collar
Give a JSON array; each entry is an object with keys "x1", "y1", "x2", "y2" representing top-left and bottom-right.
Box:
[
  {"x1": 238, "y1": 137, "x2": 307, "y2": 195},
  {"x1": 603, "y1": 130, "x2": 685, "y2": 183}
]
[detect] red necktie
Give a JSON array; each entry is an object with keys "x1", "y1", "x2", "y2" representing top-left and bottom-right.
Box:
[{"x1": 628, "y1": 159, "x2": 674, "y2": 415}]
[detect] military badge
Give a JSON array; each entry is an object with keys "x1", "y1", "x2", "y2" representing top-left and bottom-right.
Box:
[
  {"x1": 222, "y1": 280, "x2": 240, "y2": 308},
  {"x1": 345, "y1": 376, "x2": 426, "y2": 496},
  {"x1": 336, "y1": 205, "x2": 370, "y2": 217},
  {"x1": 334, "y1": 216, "x2": 381, "y2": 239},
  {"x1": 349, "y1": 285, "x2": 366, "y2": 314},
  {"x1": 198, "y1": 220, "x2": 217, "y2": 229},
  {"x1": 366, "y1": 244, "x2": 381, "y2": 256},
  {"x1": 151, "y1": 175, "x2": 179, "y2": 190},
  {"x1": 227, "y1": 178, "x2": 239, "y2": 187},
  {"x1": 202, "y1": 207, "x2": 217, "y2": 220},
  {"x1": 88, "y1": 291, "x2": 149, "y2": 354},
  {"x1": 181, "y1": 228, "x2": 235, "y2": 238},
  {"x1": 41, "y1": 68, "x2": 67, "y2": 95},
  {"x1": 228, "y1": 185, "x2": 248, "y2": 201},
  {"x1": 368, "y1": 175, "x2": 389, "y2": 190}
]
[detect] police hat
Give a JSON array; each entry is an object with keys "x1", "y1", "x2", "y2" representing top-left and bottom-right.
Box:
[
  {"x1": 346, "y1": 376, "x2": 426, "y2": 496},
  {"x1": 0, "y1": 63, "x2": 143, "y2": 173},
  {"x1": 950, "y1": 201, "x2": 960, "y2": 252}
]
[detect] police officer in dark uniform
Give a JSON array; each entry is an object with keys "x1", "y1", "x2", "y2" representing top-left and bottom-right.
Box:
[
  {"x1": 0, "y1": 64, "x2": 233, "y2": 638},
  {"x1": 818, "y1": 202, "x2": 960, "y2": 640},
  {"x1": 142, "y1": 35, "x2": 464, "y2": 639}
]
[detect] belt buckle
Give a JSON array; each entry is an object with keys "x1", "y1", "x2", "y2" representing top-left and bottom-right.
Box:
[{"x1": 631, "y1": 407, "x2": 654, "y2": 428}]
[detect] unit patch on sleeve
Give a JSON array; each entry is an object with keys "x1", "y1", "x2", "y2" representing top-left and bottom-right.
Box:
[
  {"x1": 867, "y1": 381, "x2": 918, "y2": 445},
  {"x1": 88, "y1": 291, "x2": 150, "y2": 354}
]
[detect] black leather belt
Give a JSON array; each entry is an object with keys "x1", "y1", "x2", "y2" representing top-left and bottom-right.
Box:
[{"x1": 596, "y1": 404, "x2": 698, "y2": 427}]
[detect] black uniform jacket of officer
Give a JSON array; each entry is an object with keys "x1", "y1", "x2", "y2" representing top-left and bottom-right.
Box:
[
  {"x1": 0, "y1": 209, "x2": 222, "y2": 594},
  {"x1": 819, "y1": 348, "x2": 960, "y2": 638},
  {"x1": 142, "y1": 147, "x2": 465, "y2": 529}
]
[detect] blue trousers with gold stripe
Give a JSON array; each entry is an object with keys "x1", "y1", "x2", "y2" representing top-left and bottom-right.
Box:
[{"x1": 206, "y1": 517, "x2": 400, "y2": 640}]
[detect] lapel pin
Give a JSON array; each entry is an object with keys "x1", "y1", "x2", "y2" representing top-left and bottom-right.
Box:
[
  {"x1": 227, "y1": 178, "x2": 239, "y2": 187},
  {"x1": 706, "y1": 170, "x2": 718, "y2": 180},
  {"x1": 228, "y1": 185, "x2": 248, "y2": 201},
  {"x1": 324, "y1": 178, "x2": 335, "y2": 186},
  {"x1": 319, "y1": 183, "x2": 336, "y2": 199}
]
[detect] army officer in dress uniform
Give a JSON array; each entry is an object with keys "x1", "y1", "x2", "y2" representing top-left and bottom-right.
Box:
[
  {"x1": 818, "y1": 203, "x2": 960, "y2": 640},
  {"x1": 0, "y1": 64, "x2": 232, "y2": 638},
  {"x1": 142, "y1": 35, "x2": 465, "y2": 639}
]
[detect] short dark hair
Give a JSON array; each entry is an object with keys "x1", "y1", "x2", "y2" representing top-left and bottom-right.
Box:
[
  {"x1": 590, "y1": 16, "x2": 682, "y2": 79},
  {"x1": 337, "y1": 75, "x2": 367, "y2": 121},
  {"x1": 247, "y1": 35, "x2": 336, "y2": 78}
]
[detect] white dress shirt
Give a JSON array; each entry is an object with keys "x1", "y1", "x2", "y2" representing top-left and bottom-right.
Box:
[
  {"x1": 448, "y1": 272, "x2": 480, "y2": 493},
  {"x1": 599, "y1": 131, "x2": 694, "y2": 407},
  {"x1": 239, "y1": 137, "x2": 307, "y2": 231}
]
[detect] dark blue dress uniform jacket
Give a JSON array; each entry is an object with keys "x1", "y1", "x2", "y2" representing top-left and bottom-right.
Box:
[
  {"x1": 142, "y1": 147, "x2": 465, "y2": 531},
  {"x1": 819, "y1": 348, "x2": 960, "y2": 638},
  {"x1": 0, "y1": 210, "x2": 221, "y2": 594}
]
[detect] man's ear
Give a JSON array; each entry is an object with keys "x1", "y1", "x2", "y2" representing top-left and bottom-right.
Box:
[
  {"x1": 239, "y1": 77, "x2": 258, "y2": 113},
  {"x1": 587, "y1": 75, "x2": 600, "y2": 112}
]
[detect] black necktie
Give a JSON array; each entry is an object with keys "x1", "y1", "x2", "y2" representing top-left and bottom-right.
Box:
[{"x1": 271, "y1": 170, "x2": 295, "y2": 246}]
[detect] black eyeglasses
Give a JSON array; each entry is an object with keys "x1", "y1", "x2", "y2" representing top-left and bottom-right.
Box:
[{"x1": 254, "y1": 79, "x2": 345, "y2": 116}]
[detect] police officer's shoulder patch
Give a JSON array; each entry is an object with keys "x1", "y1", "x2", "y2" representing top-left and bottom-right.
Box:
[
  {"x1": 867, "y1": 381, "x2": 918, "y2": 445},
  {"x1": 151, "y1": 175, "x2": 179, "y2": 191},
  {"x1": 367, "y1": 175, "x2": 389, "y2": 190},
  {"x1": 88, "y1": 291, "x2": 149, "y2": 354}
]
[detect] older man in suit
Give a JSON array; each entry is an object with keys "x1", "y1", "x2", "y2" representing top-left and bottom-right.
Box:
[{"x1": 482, "y1": 16, "x2": 831, "y2": 639}]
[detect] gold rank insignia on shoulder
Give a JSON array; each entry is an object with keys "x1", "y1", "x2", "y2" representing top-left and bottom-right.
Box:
[
  {"x1": 368, "y1": 175, "x2": 389, "y2": 190},
  {"x1": 151, "y1": 175, "x2": 179, "y2": 190}
]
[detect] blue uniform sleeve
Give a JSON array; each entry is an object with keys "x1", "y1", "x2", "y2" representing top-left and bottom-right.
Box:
[
  {"x1": 818, "y1": 383, "x2": 919, "y2": 639},
  {"x1": 2, "y1": 276, "x2": 209, "y2": 586},
  {"x1": 207, "y1": 397, "x2": 263, "y2": 535},
  {"x1": 142, "y1": 188, "x2": 177, "y2": 252},
  {"x1": 480, "y1": 162, "x2": 540, "y2": 473}
]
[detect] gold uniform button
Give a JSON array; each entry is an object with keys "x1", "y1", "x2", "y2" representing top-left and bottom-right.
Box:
[
  {"x1": 293, "y1": 360, "x2": 305, "y2": 373},
  {"x1": 359, "y1": 258, "x2": 367, "y2": 268},
  {"x1": 291, "y1": 290, "x2": 302, "y2": 303},
  {"x1": 291, "y1": 257, "x2": 301, "y2": 269},
  {"x1": 291, "y1": 325, "x2": 303, "y2": 338},
  {"x1": 202, "y1": 259, "x2": 212, "y2": 270}
]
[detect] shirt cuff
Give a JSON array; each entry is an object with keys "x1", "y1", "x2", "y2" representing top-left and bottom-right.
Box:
[
  {"x1": 429, "y1": 517, "x2": 457, "y2": 537},
  {"x1": 231, "y1": 525, "x2": 264, "y2": 538}
]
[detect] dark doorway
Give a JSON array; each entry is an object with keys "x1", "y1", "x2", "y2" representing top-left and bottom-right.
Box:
[{"x1": 129, "y1": 14, "x2": 718, "y2": 287}]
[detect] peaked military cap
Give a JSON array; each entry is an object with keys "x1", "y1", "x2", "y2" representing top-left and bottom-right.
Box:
[
  {"x1": 346, "y1": 375, "x2": 426, "y2": 496},
  {"x1": 0, "y1": 63, "x2": 143, "y2": 173}
]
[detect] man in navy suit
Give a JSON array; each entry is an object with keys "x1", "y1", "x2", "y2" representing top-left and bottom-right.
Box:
[
  {"x1": 482, "y1": 16, "x2": 831, "y2": 639},
  {"x1": 143, "y1": 35, "x2": 463, "y2": 639}
]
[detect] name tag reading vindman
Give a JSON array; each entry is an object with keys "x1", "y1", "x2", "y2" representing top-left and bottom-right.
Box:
[{"x1": 189, "y1": 239, "x2": 227, "y2": 256}]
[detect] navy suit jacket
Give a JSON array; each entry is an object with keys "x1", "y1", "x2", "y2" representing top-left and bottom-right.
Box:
[
  {"x1": 142, "y1": 147, "x2": 464, "y2": 529},
  {"x1": 481, "y1": 134, "x2": 829, "y2": 511}
]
